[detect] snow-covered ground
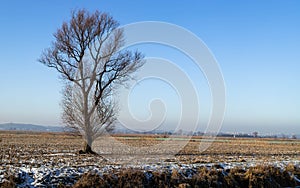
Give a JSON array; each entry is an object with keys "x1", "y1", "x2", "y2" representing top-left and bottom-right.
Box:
[{"x1": 1, "y1": 157, "x2": 299, "y2": 187}]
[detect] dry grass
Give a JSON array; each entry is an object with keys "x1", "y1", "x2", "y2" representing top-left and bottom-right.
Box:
[
  {"x1": 177, "y1": 137, "x2": 299, "y2": 164},
  {"x1": 70, "y1": 165, "x2": 300, "y2": 187},
  {"x1": 1, "y1": 131, "x2": 299, "y2": 165},
  {"x1": 0, "y1": 131, "x2": 106, "y2": 169}
]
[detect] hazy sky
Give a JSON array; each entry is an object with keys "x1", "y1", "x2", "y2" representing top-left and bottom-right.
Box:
[{"x1": 0, "y1": 1, "x2": 299, "y2": 134}]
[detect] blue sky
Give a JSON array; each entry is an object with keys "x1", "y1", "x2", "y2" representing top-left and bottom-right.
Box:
[{"x1": 0, "y1": 1, "x2": 299, "y2": 134}]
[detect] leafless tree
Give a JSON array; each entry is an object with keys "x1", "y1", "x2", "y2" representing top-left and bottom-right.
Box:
[
  {"x1": 253, "y1": 131, "x2": 258, "y2": 138},
  {"x1": 39, "y1": 9, "x2": 144, "y2": 154}
]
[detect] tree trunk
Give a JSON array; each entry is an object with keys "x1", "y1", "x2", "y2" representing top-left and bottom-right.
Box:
[
  {"x1": 84, "y1": 142, "x2": 93, "y2": 153},
  {"x1": 83, "y1": 138, "x2": 97, "y2": 154}
]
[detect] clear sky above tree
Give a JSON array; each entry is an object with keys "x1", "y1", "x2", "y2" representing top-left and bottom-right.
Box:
[{"x1": 0, "y1": 1, "x2": 299, "y2": 134}]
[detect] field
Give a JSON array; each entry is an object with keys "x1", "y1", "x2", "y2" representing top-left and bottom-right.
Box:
[{"x1": 0, "y1": 131, "x2": 299, "y2": 187}]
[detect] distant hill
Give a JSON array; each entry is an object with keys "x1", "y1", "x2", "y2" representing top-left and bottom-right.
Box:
[{"x1": 0, "y1": 123, "x2": 65, "y2": 132}]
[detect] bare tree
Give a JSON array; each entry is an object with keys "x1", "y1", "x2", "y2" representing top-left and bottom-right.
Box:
[
  {"x1": 39, "y1": 9, "x2": 144, "y2": 154},
  {"x1": 253, "y1": 131, "x2": 258, "y2": 138}
]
